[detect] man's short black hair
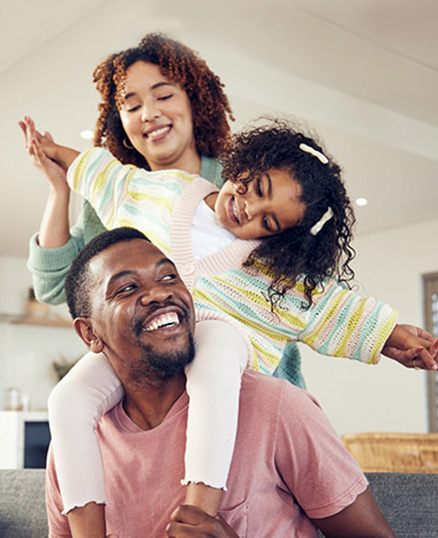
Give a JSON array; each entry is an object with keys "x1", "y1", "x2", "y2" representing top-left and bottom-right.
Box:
[{"x1": 65, "y1": 227, "x2": 150, "y2": 320}]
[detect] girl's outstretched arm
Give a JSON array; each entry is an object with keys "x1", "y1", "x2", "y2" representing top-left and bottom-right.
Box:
[
  {"x1": 48, "y1": 352, "x2": 124, "y2": 536},
  {"x1": 183, "y1": 318, "x2": 249, "y2": 516}
]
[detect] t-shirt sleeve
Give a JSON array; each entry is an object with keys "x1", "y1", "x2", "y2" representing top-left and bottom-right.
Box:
[
  {"x1": 274, "y1": 382, "x2": 368, "y2": 519},
  {"x1": 46, "y1": 446, "x2": 72, "y2": 537}
]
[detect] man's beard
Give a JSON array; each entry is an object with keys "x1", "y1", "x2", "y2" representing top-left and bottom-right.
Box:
[{"x1": 127, "y1": 333, "x2": 195, "y2": 386}]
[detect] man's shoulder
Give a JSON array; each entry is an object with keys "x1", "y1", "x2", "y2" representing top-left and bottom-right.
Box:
[{"x1": 240, "y1": 370, "x2": 316, "y2": 410}]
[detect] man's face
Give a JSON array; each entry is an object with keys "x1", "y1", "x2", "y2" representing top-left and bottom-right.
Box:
[{"x1": 85, "y1": 239, "x2": 195, "y2": 385}]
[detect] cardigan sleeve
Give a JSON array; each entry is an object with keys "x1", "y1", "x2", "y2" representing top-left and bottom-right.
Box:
[
  {"x1": 27, "y1": 200, "x2": 106, "y2": 305},
  {"x1": 296, "y1": 278, "x2": 398, "y2": 364},
  {"x1": 28, "y1": 151, "x2": 218, "y2": 306},
  {"x1": 67, "y1": 148, "x2": 136, "y2": 230}
]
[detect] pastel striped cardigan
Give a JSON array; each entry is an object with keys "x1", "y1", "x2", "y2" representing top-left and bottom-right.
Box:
[{"x1": 68, "y1": 148, "x2": 398, "y2": 374}]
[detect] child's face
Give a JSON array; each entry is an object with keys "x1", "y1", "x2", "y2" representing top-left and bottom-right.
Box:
[{"x1": 214, "y1": 168, "x2": 306, "y2": 240}]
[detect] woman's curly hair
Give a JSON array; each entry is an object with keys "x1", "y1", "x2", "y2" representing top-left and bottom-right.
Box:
[
  {"x1": 92, "y1": 33, "x2": 233, "y2": 168},
  {"x1": 222, "y1": 120, "x2": 356, "y2": 309}
]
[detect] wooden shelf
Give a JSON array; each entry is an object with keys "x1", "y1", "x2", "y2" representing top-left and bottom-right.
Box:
[{"x1": 0, "y1": 314, "x2": 72, "y2": 328}]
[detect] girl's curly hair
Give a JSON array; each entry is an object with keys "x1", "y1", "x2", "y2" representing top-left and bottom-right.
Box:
[
  {"x1": 222, "y1": 120, "x2": 356, "y2": 309},
  {"x1": 92, "y1": 33, "x2": 233, "y2": 168}
]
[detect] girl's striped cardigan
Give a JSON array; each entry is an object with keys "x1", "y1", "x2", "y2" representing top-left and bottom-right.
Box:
[{"x1": 68, "y1": 148, "x2": 398, "y2": 376}]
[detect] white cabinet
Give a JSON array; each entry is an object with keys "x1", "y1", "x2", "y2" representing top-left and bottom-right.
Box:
[{"x1": 0, "y1": 411, "x2": 49, "y2": 469}]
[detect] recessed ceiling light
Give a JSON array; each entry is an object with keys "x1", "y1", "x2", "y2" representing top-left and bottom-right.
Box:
[
  {"x1": 355, "y1": 198, "x2": 368, "y2": 207},
  {"x1": 80, "y1": 130, "x2": 94, "y2": 140}
]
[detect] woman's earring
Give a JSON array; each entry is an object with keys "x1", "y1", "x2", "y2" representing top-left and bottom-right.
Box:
[{"x1": 123, "y1": 137, "x2": 134, "y2": 150}]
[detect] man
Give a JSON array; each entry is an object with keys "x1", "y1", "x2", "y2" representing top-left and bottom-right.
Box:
[{"x1": 46, "y1": 227, "x2": 394, "y2": 537}]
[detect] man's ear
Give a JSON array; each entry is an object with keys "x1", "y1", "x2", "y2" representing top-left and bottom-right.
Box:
[{"x1": 73, "y1": 317, "x2": 104, "y2": 354}]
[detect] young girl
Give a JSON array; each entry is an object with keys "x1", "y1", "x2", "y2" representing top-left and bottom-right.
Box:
[{"x1": 22, "y1": 116, "x2": 438, "y2": 535}]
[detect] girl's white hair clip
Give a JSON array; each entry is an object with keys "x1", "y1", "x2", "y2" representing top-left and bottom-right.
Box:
[
  {"x1": 310, "y1": 207, "x2": 334, "y2": 236},
  {"x1": 299, "y1": 143, "x2": 329, "y2": 164}
]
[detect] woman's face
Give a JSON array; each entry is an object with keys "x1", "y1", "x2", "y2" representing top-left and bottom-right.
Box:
[
  {"x1": 118, "y1": 61, "x2": 199, "y2": 172},
  {"x1": 213, "y1": 168, "x2": 307, "y2": 240}
]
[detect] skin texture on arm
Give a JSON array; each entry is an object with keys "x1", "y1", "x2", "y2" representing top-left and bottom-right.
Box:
[
  {"x1": 311, "y1": 487, "x2": 395, "y2": 538},
  {"x1": 67, "y1": 503, "x2": 106, "y2": 538}
]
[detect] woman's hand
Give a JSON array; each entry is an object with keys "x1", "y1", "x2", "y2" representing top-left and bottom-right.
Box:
[
  {"x1": 382, "y1": 324, "x2": 438, "y2": 370},
  {"x1": 18, "y1": 116, "x2": 69, "y2": 194},
  {"x1": 19, "y1": 116, "x2": 74, "y2": 248}
]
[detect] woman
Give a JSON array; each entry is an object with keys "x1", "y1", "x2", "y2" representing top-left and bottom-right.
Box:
[
  {"x1": 28, "y1": 33, "x2": 230, "y2": 304},
  {"x1": 25, "y1": 33, "x2": 237, "y2": 537}
]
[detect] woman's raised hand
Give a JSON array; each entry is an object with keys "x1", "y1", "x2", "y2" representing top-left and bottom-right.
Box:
[{"x1": 18, "y1": 116, "x2": 69, "y2": 193}]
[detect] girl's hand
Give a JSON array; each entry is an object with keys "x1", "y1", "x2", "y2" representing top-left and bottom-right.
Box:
[
  {"x1": 166, "y1": 505, "x2": 239, "y2": 537},
  {"x1": 18, "y1": 116, "x2": 69, "y2": 193},
  {"x1": 382, "y1": 324, "x2": 438, "y2": 370}
]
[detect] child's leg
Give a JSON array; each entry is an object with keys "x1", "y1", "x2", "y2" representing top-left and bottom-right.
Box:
[
  {"x1": 183, "y1": 319, "x2": 248, "y2": 515},
  {"x1": 48, "y1": 351, "x2": 123, "y2": 532}
]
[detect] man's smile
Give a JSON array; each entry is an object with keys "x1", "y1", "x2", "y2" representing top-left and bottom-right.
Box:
[
  {"x1": 132, "y1": 303, "x2": 190, "y2": 338},
  {"x1": 143, "y1": 311, "x2": 180, "y2": 332}
]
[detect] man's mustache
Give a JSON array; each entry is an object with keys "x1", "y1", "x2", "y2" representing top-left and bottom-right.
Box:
[{"x1": 131, "y1": 300, "x2": 191, "y2": 337}]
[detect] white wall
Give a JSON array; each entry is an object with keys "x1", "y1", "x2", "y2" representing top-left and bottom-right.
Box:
[
  {"x1": 301, "y1": 217, "x2": 438, "y2": 435},
  {"x1": 0, "y1": 255, "x2": 86, "y2": 411}
]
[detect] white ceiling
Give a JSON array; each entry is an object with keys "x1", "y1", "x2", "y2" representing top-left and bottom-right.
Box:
[{"x1": 1, "y1": 0, "x2": 438, "y2": 257}]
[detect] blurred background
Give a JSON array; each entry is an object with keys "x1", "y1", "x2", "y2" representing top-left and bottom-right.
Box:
[{"x1": 0, "y1": 0, "x2": 437, "y2": 445}]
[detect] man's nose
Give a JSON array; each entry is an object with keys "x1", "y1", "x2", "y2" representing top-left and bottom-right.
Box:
[{"x1": 139, "y1": 285, "x2": 172, "y2": 306}]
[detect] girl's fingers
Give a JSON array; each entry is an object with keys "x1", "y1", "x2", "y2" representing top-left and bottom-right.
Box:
[
  {"x1": 416, "y1": 328, "x2": 435, "y2": 344},
  {"x1": 418, "y1": 347, "x2": 438, "y2": 370}
]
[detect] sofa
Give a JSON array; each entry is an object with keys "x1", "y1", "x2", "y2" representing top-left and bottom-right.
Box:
[{"x1": 1, "y1": 469, "x2": 438, "y2": 537}]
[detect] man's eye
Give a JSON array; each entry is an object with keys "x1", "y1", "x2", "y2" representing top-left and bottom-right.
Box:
[
  {"x1": 161, "y1": 274, "x2": 177, "y2": 281},
  {"x1": 116, "y1": 284, "x2": 136, "y2": 295}
]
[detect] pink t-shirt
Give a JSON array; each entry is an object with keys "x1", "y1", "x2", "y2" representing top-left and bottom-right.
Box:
[{"x1": 46, "y1": 371, "x2": 367, "y2": 537}]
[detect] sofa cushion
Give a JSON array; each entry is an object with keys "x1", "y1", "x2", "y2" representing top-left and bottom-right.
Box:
[
  {"x1": 366, "y1": 472, "x2": 438, "y2": 538},
  {"x1": 0, "y1": 469, "x2": 48, "y2": 538}
]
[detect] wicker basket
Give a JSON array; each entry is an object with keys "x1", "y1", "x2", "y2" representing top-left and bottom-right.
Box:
[{"x1": 341, "y1": 432, "x2": 438, "y2": 473}]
